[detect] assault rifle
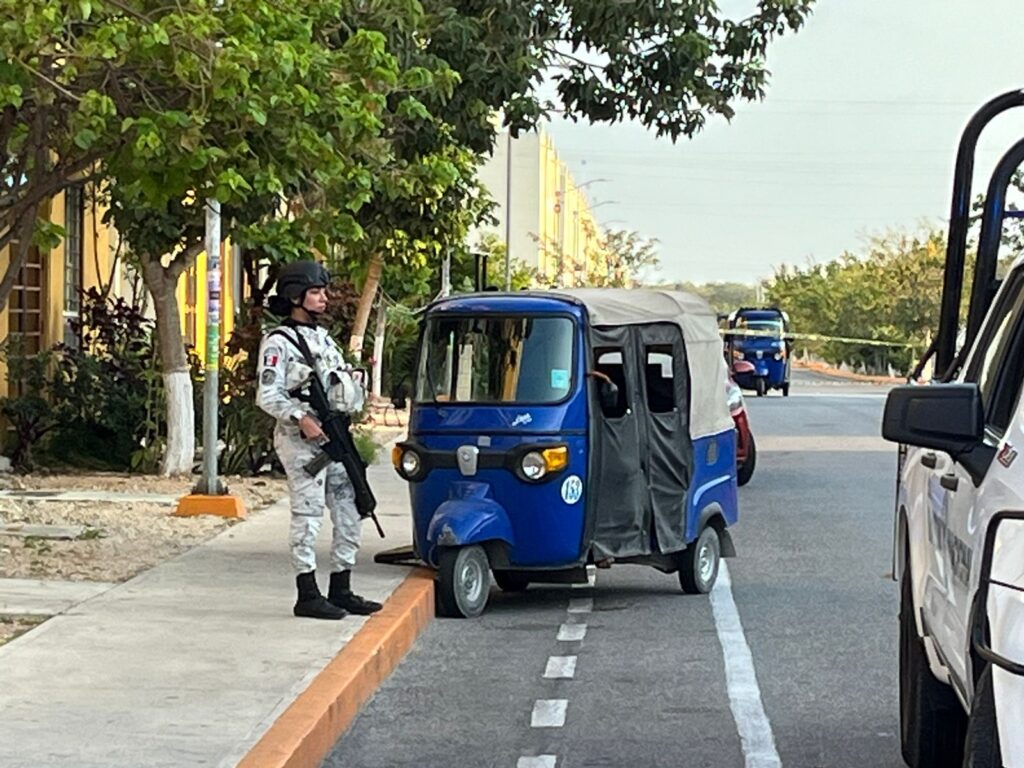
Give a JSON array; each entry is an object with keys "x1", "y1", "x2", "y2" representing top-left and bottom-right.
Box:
[{"x1": 289, "y1": 373, "x2": 385, "y2": 539}]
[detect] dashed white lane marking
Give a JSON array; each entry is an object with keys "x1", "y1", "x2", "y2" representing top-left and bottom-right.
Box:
[
  {"x1": 531, "y1": 699, "x2": 568, "y2": 728},
  {"x1": 517, "y1": 756, "x2": 557, "y2": 768},
  {"x1": 557, "y1": 623, "x2": 587, "y2": 642},
  {"x1": 567, "y1": 597, "x2": 593, "y2": 614},
  {"x1": 543, "y1": 656, "x2": 577, "y2": 679},
  {"x1": 710, "y1": 562, "x2": 782, "y2": 768},
  {"x1": 572, "y1": 566, "x2": 597, "y2": 588}
]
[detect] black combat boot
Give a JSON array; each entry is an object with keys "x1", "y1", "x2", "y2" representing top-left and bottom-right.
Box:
[
  {"x1": 294, "y1": 571, "x2": 346, "y2": 619},
  {"x1": 328, "y1": 570, "x2": 383, "y2": 615}
]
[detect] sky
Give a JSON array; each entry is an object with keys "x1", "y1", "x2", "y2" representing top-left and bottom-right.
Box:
[{"x1": 540, "y1": 0, "x2": 1024, "y2": 285}]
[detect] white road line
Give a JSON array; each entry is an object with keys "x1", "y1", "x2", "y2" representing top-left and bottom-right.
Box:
[
  {"x1": 517, "y1": 756, "x2": 557, "y2": 768},
  {"x1": 710, "y1": 562, "x2": 782, "y2": 768},
  {"x1": 531, "y1": 699, "x2": 568, "y2": 728},
  {"x1": 543, "y1": 656, "x2": 578, "y2": 679},
  {"x1": 571, "y1": 565, "x2": 597, "y2": 589},
  {"x1": 567, "y1": 597, "x2": 593, "y2": 614},
  {"x1": 557, "y1": 623, "x2": 587, "y2": 642}
]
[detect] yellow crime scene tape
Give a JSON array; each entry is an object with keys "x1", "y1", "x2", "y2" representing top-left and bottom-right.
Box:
[{"x1": 721, "y1": 328, "x2": 919, "y2": 349}]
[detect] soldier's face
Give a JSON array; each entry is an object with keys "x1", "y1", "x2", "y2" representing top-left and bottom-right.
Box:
[{"x1": 303, "y1": 287, "x2": 328, "y2": 314}]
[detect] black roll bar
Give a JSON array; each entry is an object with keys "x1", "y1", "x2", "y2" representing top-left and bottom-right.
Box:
[
  {"x1": 934, "y1": 89, "x2": 1024, "y2": 377},
  {"x1": 963, "y1": 137, "x2": 1024, "y2": 356}
]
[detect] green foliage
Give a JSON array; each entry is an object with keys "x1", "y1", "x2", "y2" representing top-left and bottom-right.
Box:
[
  {"x1": 378, "y1": 303, "x2": 420, "y2": 402},
  {"x1": 48, "y1": 289, "x2": 164, "y2": 471},
  {"x1": 764, "y1": 229, "x2": 948, "y2": 373},
  {"x1": 353, "y1": 428, "x2": 379, "y2": 466},
  {"x1": 451, "y1": 233, "x2": 537, "y2": 292},
  {"x1": 0, "y1": 340, "x2": 55, "y2": 471},
  {"x1": 216, "y1": 320, "x2": 277, "y2": 476}
]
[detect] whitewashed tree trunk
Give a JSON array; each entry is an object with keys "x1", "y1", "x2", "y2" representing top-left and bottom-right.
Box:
[
  {"x1": 143, "y1": 259, "x2": 195, "y2": 477},
  {"x1": 163, "y1": 370, "x2": 195, "y2": 476},
  {"x1": 371, "y1": 300, "x2": 385, "y2": 399},
  {"x1": 348, "y1": 252, "x2": 382, "y2": 362}
]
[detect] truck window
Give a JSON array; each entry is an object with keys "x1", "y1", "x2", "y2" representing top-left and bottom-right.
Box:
[{"x1": 965, "y1": 270, "x2": 1024, "y2": 435}]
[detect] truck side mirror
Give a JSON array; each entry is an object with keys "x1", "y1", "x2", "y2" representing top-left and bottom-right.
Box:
[
  {"x1": 882, "y1": 383, "x2": 994, "y2": 482},
  {"x1": 882, "y1": 383, "x2": 983, "y2": 452}
]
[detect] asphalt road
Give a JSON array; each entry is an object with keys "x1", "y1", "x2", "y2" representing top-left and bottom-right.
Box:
[{"x1": 324, "y1": 377, "x2": 903, "y2": 768}]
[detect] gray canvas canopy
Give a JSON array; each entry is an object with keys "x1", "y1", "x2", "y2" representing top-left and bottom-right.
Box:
[{"x1": 556, "y1": 288, "x2": 733, "y2": 439}]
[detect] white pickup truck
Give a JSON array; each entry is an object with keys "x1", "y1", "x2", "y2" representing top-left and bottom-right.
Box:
[{"x1": 883, "y1": 90, "x2": 1024, "y2": 768}]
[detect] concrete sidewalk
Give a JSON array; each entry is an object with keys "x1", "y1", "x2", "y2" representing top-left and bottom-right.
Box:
[{"x1": 0, "y1": 460, "x2": 427, "y2": 768}]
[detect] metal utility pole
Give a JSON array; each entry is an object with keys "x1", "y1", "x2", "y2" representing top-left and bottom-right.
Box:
[
  {"x1": 201, "y1": 198, "x2": 222, "y2": 495},
  {"x1": 441, "y1": 249, "x2": 451, "y2": 297},
  {"x1": 504, "y1": 130, "x2": 512, "y2": 291},
  {"x1": 176, "y1": 198, "x2": 243, "y2": 518}
]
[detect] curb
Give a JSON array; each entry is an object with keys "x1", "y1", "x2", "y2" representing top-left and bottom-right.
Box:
[{"x1": 238, "y1": 568, "x2": 435, "y2": 768}]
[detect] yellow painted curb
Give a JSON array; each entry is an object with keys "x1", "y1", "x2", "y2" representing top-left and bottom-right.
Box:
[
  {"x1": 237, "y1": 568, "x2": 435, "y2": 768},
  {"x1": 174, "y1": 494, "x2": 247, "y2": 519}
]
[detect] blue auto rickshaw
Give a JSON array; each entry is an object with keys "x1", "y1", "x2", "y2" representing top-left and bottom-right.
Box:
[
  {"x1": 382, "y1": 289, "x2": 740, "y2": 617},
  {"x1": 726, "y1": 307, "x2": 791, "y2": 397}
]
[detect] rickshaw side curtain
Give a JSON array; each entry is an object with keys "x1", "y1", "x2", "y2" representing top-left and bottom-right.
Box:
[
  {"x1": 589, "y1": 325, "x2": 650, "y2": 559},
  {"x1": 636, "y1": 323, "x2": 692, "y2": 554}
]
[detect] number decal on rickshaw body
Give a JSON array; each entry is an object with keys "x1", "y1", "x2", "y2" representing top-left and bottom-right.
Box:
[{"x1": 561, "y1": 475, "x2": 584, "y2": 505}]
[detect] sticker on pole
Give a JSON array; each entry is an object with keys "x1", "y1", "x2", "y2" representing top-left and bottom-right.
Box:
[{"x1": 561, "y1": 475, "x2": 583, "y2": 505}]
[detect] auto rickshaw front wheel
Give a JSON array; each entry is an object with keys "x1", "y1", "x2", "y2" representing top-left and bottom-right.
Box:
[
  {"x1": 755, "y1": 378, "x2": 767, "y2": 397},
  {"x1": 437, "y1": 545, "x2": 491, "y2": 618},
  {"x1": 679, "y1": 526, "x2": 721, "y2": 594}
]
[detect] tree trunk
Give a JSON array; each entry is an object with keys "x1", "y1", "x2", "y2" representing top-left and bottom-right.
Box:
[
  {"x1": 371, "y1": 300, "x2": 385, "y2": 399},
  {"x1": 142, "y1": 258, "x2": 195, "y2": 477},
  {"x1": 348, "y1": 252, "x2": 383, "y2": 361}
]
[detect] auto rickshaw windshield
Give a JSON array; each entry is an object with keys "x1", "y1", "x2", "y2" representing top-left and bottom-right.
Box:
[
  {"x1": 738, "y1": 318, "x2": 783, "y2": 336},
  {"x1": 416, "y1": 315, "x2": 575, "y2": 404}
]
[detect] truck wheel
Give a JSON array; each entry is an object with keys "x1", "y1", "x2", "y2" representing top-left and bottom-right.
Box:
[
  {"x1": 493, "y1": 570, "x2": 530, "y2": 592},
  {"x1": 963, "y1": 665, "x2": 1002, "y2": 768},
  {"x1": 679, "y1": 526, "x2": 720, "y2": 594},
  {"x1": 737, "y1": 435, "x2": 756, "y2": 487},
  {"x1": 755, "y1": 378, "x2": 767, "y2": 397},
  {"x1": 437, "y1": 545, "x2": 490, "y2": 618},
  {"x1": 899, "y1": 564, "x2": 966, "y2": 767}
]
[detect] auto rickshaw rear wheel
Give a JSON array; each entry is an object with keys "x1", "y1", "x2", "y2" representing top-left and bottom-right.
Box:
[
  {"x1": 437, "y1": 545, "x2": 491, "y2": 618},
  {"x1": 679, "y1": 526, "x2": 721, "y2": 594},
  {"x1": 492, "y1": 570, "x2": 531, "y2": 592}
]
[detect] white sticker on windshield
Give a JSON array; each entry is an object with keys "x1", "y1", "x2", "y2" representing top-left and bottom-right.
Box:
[
  {"x1": 551, "y1": 369, "x2": 570, "y2": 389},
  {"x1": 561, "y1": 475, "x2": 583, "y2": 505}
]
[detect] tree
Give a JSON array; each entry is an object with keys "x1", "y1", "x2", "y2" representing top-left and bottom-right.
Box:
[
  {"x1": 764, "y1": 229, "x2": 948, "y2": 373},
  {"x1": 95, "y1": 0, "x2": 423, "y2": 475},
  {"x1": 600, "y1": 228, "x2": 660, "y2": 287},
  {"x1": 339, "y1": 0, "x2": 816, "y2": 351}
]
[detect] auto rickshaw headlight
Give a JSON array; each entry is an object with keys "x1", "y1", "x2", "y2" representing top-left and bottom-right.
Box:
[
  {"x1": 519, "y1": 446, "x2": 568, "y2": 481},
  {"x1": 521, "y1": 451, "x2": 547, "y2": 480},
  {"x1": 399, "y1": 449, "x2": 422, "y2": 478}
]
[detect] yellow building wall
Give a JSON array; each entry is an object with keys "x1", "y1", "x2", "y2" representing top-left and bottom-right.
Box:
[{"x1": 535, "y1": 131, "x2": 606, "y2": 287}]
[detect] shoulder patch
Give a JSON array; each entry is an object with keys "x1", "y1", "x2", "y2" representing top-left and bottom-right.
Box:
[
  {"x1": 261, "y1": 369, "x2": 277, "y2": 385},
  {"x1": 262, "y1": 347, "x2": 282, "y2": 367}
]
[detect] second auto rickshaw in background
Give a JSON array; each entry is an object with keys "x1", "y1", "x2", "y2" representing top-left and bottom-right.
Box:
[
  {"x1": 382, "y1": 288, "x2": 740, "y2": 617},
  {"x1": 726, "y1": 307, "x2": 792, "y2": 397}
]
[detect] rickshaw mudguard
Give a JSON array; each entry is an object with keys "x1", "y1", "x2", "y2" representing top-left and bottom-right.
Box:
[{"x1": 424, "y1": 482, "x2": 514, "y2": 566}]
